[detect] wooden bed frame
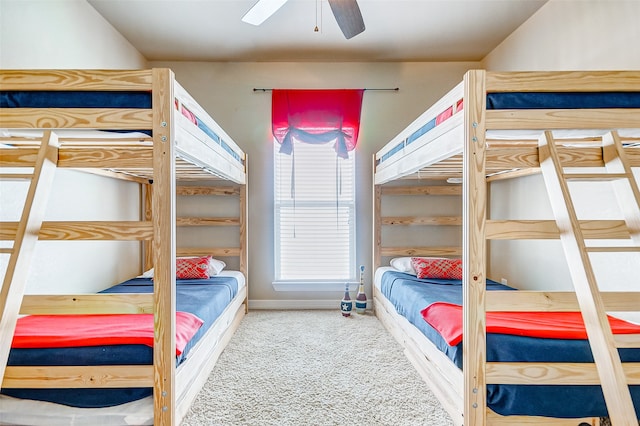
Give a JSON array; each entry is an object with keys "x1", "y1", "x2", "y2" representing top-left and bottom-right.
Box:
[
  {"x1": 372, "y1": 70, "x2": 640, "y2": 425},
  {"x1": 0, "y1": 68, "x2": 248, "y2": 425}
]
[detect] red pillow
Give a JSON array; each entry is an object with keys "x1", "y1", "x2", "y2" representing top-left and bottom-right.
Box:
[
  {"x1": 176, "y1": 256, "x2": 211, "y2": 279},
  {"x1": 411, "y1": 257, "x2": 462, "y2": 280}
]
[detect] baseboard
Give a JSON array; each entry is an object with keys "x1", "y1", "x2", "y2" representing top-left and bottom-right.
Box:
[{"x1": 249, "y1": 299, "x2": 343, "y2": 310}]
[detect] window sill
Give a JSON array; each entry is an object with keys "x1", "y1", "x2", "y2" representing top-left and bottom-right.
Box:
[{"x1": 272, "y1": 281, "x2": 359, "y2": 292}]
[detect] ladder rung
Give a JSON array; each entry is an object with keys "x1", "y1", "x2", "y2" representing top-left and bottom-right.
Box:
[
  {"x1": 0, "y1": 173, "x2": 33, "y2": 180},
  {"x1": 563, "y1": 173, "x2": 629, "y2": 181},
  {"x1": 586, "y1": 246, "x2": 640, "y2": 253},
  {"x1": 0, "y1": 248, "x2": 14, "y2": 254}
]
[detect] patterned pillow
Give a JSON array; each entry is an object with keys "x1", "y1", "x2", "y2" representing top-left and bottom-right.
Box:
[
  {"x1": 411, "y1": 257, "x2": 462, "y2": 280},
  {"x1": 176, "y1": 256, "x2": 211, "y2": 279},
  {"x1": 138, "y1": 256, "x2": 225, "y2": 279}
]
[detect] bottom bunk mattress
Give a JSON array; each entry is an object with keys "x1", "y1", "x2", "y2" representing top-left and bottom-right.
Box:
[
  {"x1": 2, "y1": 271, "x2": 244, "y2": 409},
  {"x1": 375, "y1": 266, "x2": 640, "y2": 419}
]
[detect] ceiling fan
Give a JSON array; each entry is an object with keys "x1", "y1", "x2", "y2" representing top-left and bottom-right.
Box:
[{"x1": 242, "y1": 0, "x2": 365, "y2": 40}]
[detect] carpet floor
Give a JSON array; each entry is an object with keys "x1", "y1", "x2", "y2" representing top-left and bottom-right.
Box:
[{"x1": 180, "y1": 310, "x2": 454, "y2": 426}]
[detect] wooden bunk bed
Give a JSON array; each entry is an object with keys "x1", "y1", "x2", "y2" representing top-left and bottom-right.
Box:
[
  {"x1": 0, "y1": 68, "x2": 248, "y2": 425},
  {"x1": 372, "y1": 70, "x2": 640, "y2": 425}
]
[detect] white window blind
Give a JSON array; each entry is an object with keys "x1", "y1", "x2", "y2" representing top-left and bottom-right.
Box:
[{"x1": 274, "y1": 139, "x2": 356, "y2": 283}]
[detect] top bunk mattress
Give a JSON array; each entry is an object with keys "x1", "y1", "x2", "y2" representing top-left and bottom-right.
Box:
[
  {"x1": 377, "y1": 91, "x2": 640, "y2": 167},
  {"x1": 374, "y1": 72, "x2": 640, "y2": 185},
  {"x1": 0, "y1": 70, "x2": 246, "y2": 184},
  {"x1": 0, "y1": 91, "x2": 242, "y2": 163}
]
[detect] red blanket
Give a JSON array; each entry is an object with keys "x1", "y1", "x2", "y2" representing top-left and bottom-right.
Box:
[
  {"x1": 12, "y1": 312, "x2": 203, "y2": 356},
  {"x1": 421, "y1": 302, "x2": 640, "y2": 346}
]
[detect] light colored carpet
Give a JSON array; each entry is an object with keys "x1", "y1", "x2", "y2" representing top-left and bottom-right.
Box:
[{"x1": 181, "y1": 310, "x2": 454, "y2": 426}]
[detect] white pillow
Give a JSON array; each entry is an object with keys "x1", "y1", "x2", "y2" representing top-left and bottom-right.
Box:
[
  {"x1": 390, "y1": 257, "x2": 417, "y2": 275},
  {"x1": 207, "y1": 257, "x2": 226, "y2": 275},
  {"x1": 138, "y1": 268, "x2": 155, "y2": 278},
  {"x1": 138, "y1": 256, "x2": 226, "y2": 278}
]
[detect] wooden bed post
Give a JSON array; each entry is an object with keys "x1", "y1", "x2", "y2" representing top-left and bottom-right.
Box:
[
  {"x1": 373, "y1": 155, "x2": 382, "y2": 275},
  {"x1": 372, "y1": 178, "x2": 382, "y2": 315},
  {"x1": 152, "y1": 68, "x2": 177, "y2": 426},
  {"x1": 240, "y1": 156, "x2": 249, "y2": 313},
  {"x1": 144, "y1": 182, "x2": 153, "y2": 272},
  {"x1": 462, "y1": 69, "x2": 487, "y2": 426}
]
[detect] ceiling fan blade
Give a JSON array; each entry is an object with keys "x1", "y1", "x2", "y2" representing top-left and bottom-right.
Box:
[
  {"x1": 327, "y1": 0, "x2": 365, "y2": 39},
  {"x1": 242, "y1": 0, "x2": 289, "y2": 26}
]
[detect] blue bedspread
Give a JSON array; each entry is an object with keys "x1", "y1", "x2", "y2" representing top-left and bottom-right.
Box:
[
  {"x1": 380, "y1": 270, "x2": 640, "y2": 418},
  {"x1": 3, "y1": 275, "x2": 239, "y2": 408}
]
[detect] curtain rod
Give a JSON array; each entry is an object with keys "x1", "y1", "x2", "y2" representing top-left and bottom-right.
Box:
[{"x1": 252, "y1": 87, "x2": 399, "y2": 92}]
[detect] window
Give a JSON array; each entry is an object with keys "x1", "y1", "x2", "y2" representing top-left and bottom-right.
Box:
[{"x1": 274, "y1": 139, "x2": 356, "y2": 287}]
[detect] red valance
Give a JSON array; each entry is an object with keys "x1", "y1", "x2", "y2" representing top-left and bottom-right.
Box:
[{"x1": 272, "y1": 89, "x2": 364, "y2": 158}]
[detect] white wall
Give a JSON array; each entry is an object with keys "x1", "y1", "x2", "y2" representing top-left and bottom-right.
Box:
[
  {"x1": 150, "y1": 61, "x2": 479, "y2": 308},
  {"x1": 0, "y1": 0, "x2": 147, "y2": 69},
  {"x1": 481, "y1": 0, "x2": 640, "y2": 311},
  {"x1": 0, "y1": 0, "x2": 148, "y2": 293},
  {"x1": 483, "y1": 0, "x2": 640, "y2": 71}
]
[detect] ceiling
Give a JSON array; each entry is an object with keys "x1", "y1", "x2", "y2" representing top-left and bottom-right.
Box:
[{"x1": 87, "y1": 0, "x2": 548, "y2": 63}]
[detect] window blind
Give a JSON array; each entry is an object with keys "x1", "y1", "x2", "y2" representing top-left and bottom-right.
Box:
[{"x1": 274, "y1": 139, "x2": 356, "y2": 282}]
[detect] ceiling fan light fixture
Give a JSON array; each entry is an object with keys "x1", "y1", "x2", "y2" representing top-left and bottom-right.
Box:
[
  {"x1": 328, "y1": 0, "x2": 365, "y2": 39},
  {"x1": 242, "y1": 0, "x2": 365, "y2": 39},
  {"x1": 241, "y1": 0, "x2": 289, "y2": 26}
]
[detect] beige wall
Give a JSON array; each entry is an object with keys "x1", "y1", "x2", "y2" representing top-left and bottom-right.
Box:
[
  {"x1": 150, "y1": 61, "x2": 479, "y2": 308},
  {"x1": 480, "y1": 0, "x2": 640, "y2": 309},
  {"x1": 0, "y1": 0, "x2": 147, "y2": 69},
  {"x1": 483, "y1": 0, "x2": 640, "y2": 71},
  {"x1": 0, "y1": 0, "x2": 147, "y2": 293}
]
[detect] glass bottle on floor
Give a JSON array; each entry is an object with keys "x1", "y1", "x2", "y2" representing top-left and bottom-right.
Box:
[
  {"x1": 340, "y1": 283, "x2": 353, "y2": 317},
  {"x1": 355, "y1": 265, "x2": 367, "y2": 314}
]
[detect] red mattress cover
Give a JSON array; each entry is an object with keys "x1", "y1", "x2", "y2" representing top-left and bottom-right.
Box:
[
  {"x1": 12, "y1": 311, "x2": 203, "y2": 355},
  {"x1": 421, "y1": 302, "x2": 640, "y2": 346}
]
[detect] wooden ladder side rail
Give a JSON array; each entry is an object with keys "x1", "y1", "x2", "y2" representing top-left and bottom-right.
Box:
[
  {"x1": 0, "y1": 130, "x2": 59, "y2": 386},
  {"x1": 538, "y1": 130, "x2": 637, "y2": 425},
  {"x1": 603, "y1": 130, "x2": 640, "y2": 245}
]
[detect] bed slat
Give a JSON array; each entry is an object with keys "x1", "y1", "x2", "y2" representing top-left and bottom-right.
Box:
[
  {"x1": 0, "y1": 69, "x2": 154, "y2": 91},
  {"x1": 20, "y1": 294, "x2": 154, "y2": 315},
  {"x1": 0, "y1": 108, "x2": 153, "y2": 129},
  {"x1": 3, "y1": 365, "x2": 153, "y2": 388},
  {"x1": 0, "y1": 221, "x2": 154, "y2": 240}
]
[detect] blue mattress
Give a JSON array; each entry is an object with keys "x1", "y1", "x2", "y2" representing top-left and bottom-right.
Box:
[
  {"x1": 380, "y1": 270, "x2": 640, "y2": 418},
  {"x1": 0, "y1": 91, "x2": 151, "y2": 109},
  {"x1": 3, "y1": 275, "x2": 239, "y2": 408},
  {"x1": 486, "y1": 91, "x2": 640, "y2": 110}
]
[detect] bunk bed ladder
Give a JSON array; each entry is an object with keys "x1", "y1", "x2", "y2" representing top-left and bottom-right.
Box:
[
  {"x1": 0, "y1": 131, "x2": 59, "y2": 384},
  {"x1": 539, "y1": 130, "x2": 639, "y2": 425}
]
